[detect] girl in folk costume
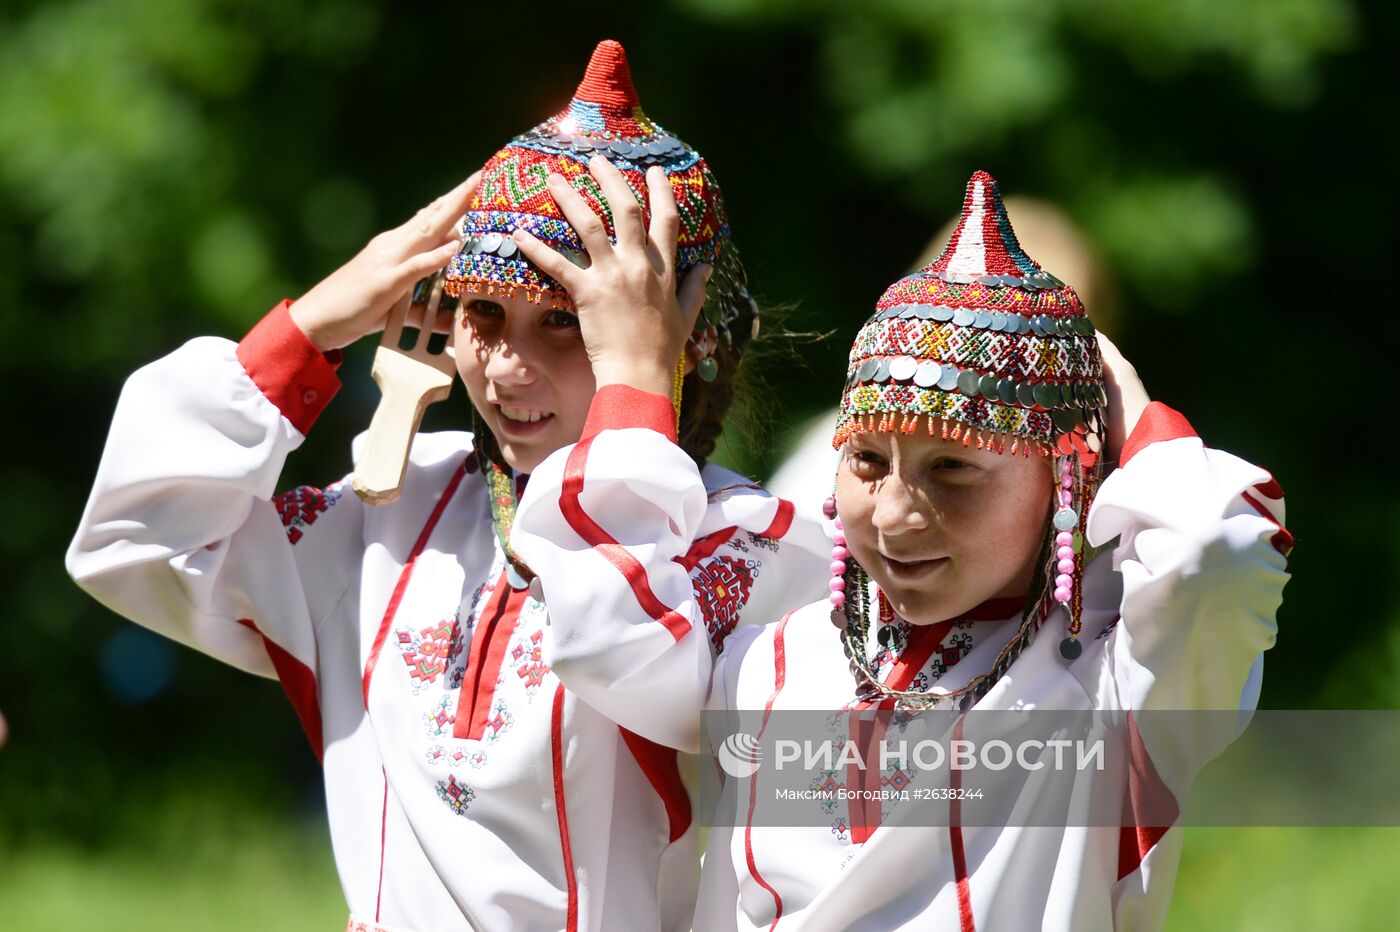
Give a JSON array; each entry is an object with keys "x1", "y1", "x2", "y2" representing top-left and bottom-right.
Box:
[
  {"x1": 515, "y1": 170, "x2": 1293, "y2": 931},
  {"x1": 67, "y1": 40, "x2": 827, "y2": 932}
]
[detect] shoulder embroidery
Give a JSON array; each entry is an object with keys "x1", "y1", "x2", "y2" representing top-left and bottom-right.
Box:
[
  {"x1": 691, "y1": 548, "x2": 760, "y2": 652},
  {"x1": 273, "y1": 480, "x2": 345, "y2": 544},
  {"x1": 747, "y1": 531, "x2": 780, "y2": 553}
]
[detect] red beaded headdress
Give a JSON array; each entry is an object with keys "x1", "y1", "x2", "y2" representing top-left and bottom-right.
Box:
[{"x1": 444, "y1": 40, "x2": 756, "y2": 353}]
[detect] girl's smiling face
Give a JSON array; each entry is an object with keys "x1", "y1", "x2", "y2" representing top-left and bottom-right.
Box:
[
  {"x1": 454, "y1": 293, "x2": 596, "y2": 474},
  {"x1": 835, "y1": 423, "x2": 1053, "y2": 625}
]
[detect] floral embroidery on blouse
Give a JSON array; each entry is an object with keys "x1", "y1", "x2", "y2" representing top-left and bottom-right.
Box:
[{"x1": 396, "y1": 614, "x2": 467, "y2": 694}]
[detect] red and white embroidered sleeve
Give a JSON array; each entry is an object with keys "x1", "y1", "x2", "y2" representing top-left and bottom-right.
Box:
[
  {"x1": 513, "y1": 386, "x2": 828, "y2": 752},
  {"x1": 1086, "y1": 403, "x2": 1290, "y2": 810}
]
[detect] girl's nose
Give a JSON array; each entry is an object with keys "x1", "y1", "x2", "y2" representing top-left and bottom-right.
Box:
[
  {"x1": 481, "y1": 336, "x2": 539, "y2": 387},
  {"x1": 870, "y1": 474, "x2": 931, "y2": 536}
]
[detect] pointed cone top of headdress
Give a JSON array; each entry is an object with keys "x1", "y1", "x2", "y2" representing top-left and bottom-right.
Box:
[
  {"x1": 453, "y1": 37, "x2": 743, "y2": 336},
  {"x1": 922, "y1": 170, "x2": 1062, "y2": 289},
  {"x1": 572, "y1": 40, "x2": 641, "y2": 110},
  {"x1": 553, "y1": 40, "x2": 653, "y2": 138}
]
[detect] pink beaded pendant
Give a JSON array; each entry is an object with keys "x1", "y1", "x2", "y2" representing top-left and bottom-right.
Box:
[
  {"x1": 1054, "y1": 457, "x2": 1083, "y2": 661},
  {"x1": 823, "y1": 496, "x2": 849, "y2": 609},
  {"x1": 823, "y1": 494, "x2": 852, "y2": 635}
]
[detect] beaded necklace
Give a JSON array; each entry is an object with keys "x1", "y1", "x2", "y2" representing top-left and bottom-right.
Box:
[{"x1": 470, "y1": 406, "x2": 533, "y2": 587}]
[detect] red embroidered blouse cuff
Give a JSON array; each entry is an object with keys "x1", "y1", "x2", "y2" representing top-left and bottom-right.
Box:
[
  {"x1": 1119, "y1": 401, "x2": 1198, "y2": 466},
  {"x1": 581, "y1": 384, "x2": 678, "y2": 443},
  {"x1": 236, "y1": 300, "x2": 343, "y2": 436}
]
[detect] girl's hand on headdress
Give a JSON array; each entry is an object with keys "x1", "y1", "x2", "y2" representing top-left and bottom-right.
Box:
[
  {"x1": 1096, "y1": 332, "x2": 1151, "y2": 466},
  {"x1": 289, "y1": 172, "x2": 480, "y2": 352},
  {"x1": 509, "y1": 156, "x2": 711, "y2": 398}
]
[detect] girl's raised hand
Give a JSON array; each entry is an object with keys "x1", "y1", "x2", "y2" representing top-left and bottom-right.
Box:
[
  {"x1": 509, "y1": 156, "x2": 712, "y2": 398},
  {"x1": 1096, "y1": 332, "x2": 1151, "y2": 466},
  {"x1": 289, "y1": 171, "x2": 481, "y2": 352}
]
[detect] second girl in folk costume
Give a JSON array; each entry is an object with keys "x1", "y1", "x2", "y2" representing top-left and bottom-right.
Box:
[
  {"x1": 67, "y1": 40, "x2": 827, "y2": 932},
  {"x1": 699, "y1": 171, "x2": 1292, "y2": 931},
  {"x1": 518, "y1": 170, "x2": 1293, "y2": 931}
]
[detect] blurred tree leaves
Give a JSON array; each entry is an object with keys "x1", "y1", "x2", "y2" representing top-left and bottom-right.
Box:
[
  {"x1": 0, "y1": 0, "x2": 384, "y2": 366},
  {"x1": 681, "y1": 0, "x2": 1354, "y2": 312}
]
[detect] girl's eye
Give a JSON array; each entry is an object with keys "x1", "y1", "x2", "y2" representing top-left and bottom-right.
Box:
[
  {"x1": 931, "y1": 458, "x2": 980, "y2": 479},
  {"x1": 465, "y1": 300, "x2": 504, "y2": 319},
  {"x1": 544, "y1": 310, "x2": 580, "y2": 329},
  {"x1": 848, "y1": 450, "x2": 887, "y2": 477}
]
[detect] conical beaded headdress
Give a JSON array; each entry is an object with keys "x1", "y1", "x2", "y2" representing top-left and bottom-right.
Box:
[
  {"x1": 444, "y1": 39, "x2": 757, "y2": 354},
  {"x1": 835, "y1": 170, "x2": 1106, "y2": 461}
]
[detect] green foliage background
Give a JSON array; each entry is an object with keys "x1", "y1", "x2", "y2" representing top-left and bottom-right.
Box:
[{"x1": 1, "y1": 0, "x2": 1395, "y2": 927}]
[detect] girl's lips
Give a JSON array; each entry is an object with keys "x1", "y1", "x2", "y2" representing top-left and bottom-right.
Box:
[
  {"x1": 880, "y1": 554, "x2": 949, "y2": 583},
  {"x1": 493, "y1": 406, "x2": 555, "y2": 439}
]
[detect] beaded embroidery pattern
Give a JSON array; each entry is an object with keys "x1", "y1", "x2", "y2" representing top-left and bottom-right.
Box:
[{"x1": 448, "y1": 41, "x2": 759, "y2": 594}]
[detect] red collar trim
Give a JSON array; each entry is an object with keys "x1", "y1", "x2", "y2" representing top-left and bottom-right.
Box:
[{"x1": 887, "y1": 596, "x2": 1022, "y2": 684}]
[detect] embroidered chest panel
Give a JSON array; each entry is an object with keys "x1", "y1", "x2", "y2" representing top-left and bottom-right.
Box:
[
  {"x1": 388, "y1": 562, "x2": 555, "y2": 819},
  {"x1": 802, "y1": 618, "x2": 984, "y2": 844}
]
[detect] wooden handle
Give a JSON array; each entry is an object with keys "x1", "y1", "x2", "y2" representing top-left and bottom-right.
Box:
[
  {"x1": 353, "y1": 376, "x2": 451, "y2": 505},
  {"x1": 353, "y1": 384, "x2": 421, "y2": 505},
  {"x1": 352, "y1": 292, "x2": 456, "y2": 506}
]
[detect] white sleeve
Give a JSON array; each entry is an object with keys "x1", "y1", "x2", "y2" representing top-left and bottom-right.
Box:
[
  {"x1": 511, "y1": 385, "x2": 830, "y2": 753},
  {"x1": 692, "y1": 625, "x2": 763, "y2": 932},
  {"x1": 65, "y1": 302, "x2": 358, "y2": 686},
  {"x1": 1086, "y1": 402, "x2": 1291, "y2": 790}
]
